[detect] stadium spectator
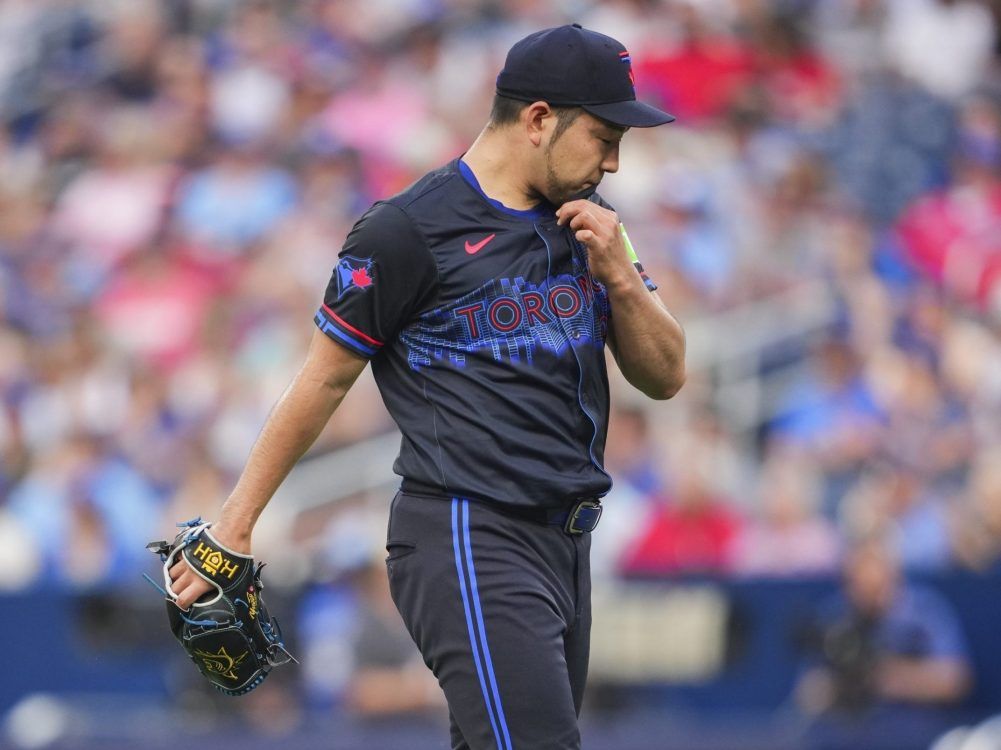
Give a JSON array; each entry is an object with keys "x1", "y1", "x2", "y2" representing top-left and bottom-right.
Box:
[
  {"x1": 795, "y1": 534, "x2": 972, "y2": 746},
  {"x1": 951, "y1": 447, "x2": 1001, "y2": 573},
  {"x1": 298, "y1": 512, "x2": 442, "y2": 717},
  {"x1": 731, "y1": 448, "x2": 841, "y2": 577},
  {"x1": 633, "y1": 2, "x2": 754, "y2": 123},
  {"x1": 840, "y1": 458, "x2": 954, "y2": 572},
  {"x1": 769, "y1": 337, "x2": 884, "y2": 512},
  {"x1": 895, "y1": 93, "x2": 1001, "y2": 315},
  {"x1": 882, "y1": 0, "x2": 996, "y2": 101},
  {"x1": 619, "y1": 422, "x2": 743, "y2": 576}
]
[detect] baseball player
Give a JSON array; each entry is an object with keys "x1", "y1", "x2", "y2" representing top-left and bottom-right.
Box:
[{"x1": 169, "y1": 24, "x2": 685, "y2": 749}]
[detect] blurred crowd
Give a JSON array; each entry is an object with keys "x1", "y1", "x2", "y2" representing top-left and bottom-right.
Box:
[
  {"x1": 0, "y1": 0, "x2": 1000, "y2": 665},
  {"x1": 2, "y1": 0, "x2": 1001, "y2": 738}
]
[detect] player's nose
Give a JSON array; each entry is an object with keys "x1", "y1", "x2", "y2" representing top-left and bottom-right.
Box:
[{"x1": 601, "y1": 145, "x2": 620, "y2": 174}]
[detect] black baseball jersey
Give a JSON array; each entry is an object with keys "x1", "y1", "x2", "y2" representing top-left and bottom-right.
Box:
[{"x1": 314, "y1": 159, "x2": 656, "y2": 508}]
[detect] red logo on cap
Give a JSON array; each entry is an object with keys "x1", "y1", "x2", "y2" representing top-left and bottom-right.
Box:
[{"x1": 619, "y1": 50, "x2": 635, "y2": 87}]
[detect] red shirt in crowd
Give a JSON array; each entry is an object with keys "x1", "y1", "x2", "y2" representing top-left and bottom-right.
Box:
[{"x1": 620, "y1": 498, "x2": 742, "y2": 576}]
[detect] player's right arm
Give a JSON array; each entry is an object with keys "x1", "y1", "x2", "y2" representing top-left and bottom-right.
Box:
[
  {"x1": 169, "y1": 201, "x2": 437, "y2": 610},
  {"x1": 170, "y1": 330, "x2": 368, "y2": 609}
]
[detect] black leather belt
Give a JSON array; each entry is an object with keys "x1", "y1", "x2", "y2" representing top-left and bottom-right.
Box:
[
  {"x1": 472, "y1": 497, "x2": 603, "y2": 535},
  {"x1": 399, "y1": 482, "x2": 602, "y2": 535}
]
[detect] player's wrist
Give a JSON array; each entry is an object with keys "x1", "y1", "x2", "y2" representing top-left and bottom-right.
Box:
[
  {"x1": 211, "y1": 513, "x2": 254, "y2": 553},
  {"x1": 599, "y1": 263, "x2": 644, "y2": 297}
]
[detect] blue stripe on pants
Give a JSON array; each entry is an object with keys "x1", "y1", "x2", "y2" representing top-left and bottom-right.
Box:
[
  {"x1": 461, "y1": 499, "x2": 513, "y2": 750},
  {"x1": 452, "y1": 499, "x2": 503, "y2": 748}
]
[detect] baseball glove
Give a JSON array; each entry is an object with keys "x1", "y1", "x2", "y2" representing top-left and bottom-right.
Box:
[{"x1": 145, "y1": 518, "x2": 296, "y2": 696}]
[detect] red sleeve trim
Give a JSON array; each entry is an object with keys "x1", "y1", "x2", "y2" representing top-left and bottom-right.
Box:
[{"x1": 321, "y1": 304, "x2": 385, "y2": 347}]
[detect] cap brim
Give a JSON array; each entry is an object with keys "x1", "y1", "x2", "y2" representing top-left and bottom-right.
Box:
[{"x1": 582, "y1": 100, "x2": 675, "y2": 128}]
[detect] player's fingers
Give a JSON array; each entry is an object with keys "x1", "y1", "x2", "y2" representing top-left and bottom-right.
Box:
[
  {"x1": 575, "y1": 229, "x2": 595, "y2": 244},
  {"x1": 169, "y1": 567, "x2": 196, "y2": 594},
  {"x1": 170, "y1": 563, "x2": 206, "y2": 590},
  {"x1": 175, "y1": 580, "x2": 210, "y2": 611},
  {"x1": 167, "y1": 570, "x2": 193, "y2": 599},
  {"x1": 555, "y1": 200, "x2": 588, "y2": 225},
  {"x1": 168, "y1": 559, "x2": 188, "y2": 582},
  {"x1": 569, "y1": 211, "x2": 594, "y2": 231},
  {"x1": 174, "y1": 587, "x2": 194, "y2": 611},
  {"x1": 571, "y1": 211, "x2": 618, "y2": 239}
]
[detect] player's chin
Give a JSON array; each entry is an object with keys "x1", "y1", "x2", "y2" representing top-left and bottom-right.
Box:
[{"x1": 567, "y1": 183, "x2": 598, "y2": 202}]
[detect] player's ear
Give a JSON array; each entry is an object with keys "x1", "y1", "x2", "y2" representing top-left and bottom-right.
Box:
[{"x1": 522, "y1": 101, "x2": 553, "y2": 147}]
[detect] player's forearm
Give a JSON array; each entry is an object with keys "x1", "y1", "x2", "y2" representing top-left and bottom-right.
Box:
[{"x1": 606, "y1": 271, "x2": 686, "y2": 400}]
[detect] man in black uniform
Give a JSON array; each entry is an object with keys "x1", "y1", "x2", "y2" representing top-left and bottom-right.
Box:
[{"x1": 170, "y1": 24, "x2": 685, "y2": 749}]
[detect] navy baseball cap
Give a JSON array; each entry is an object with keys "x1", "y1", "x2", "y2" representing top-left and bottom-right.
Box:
[{"x1": 496, "y1": 24, "x2": 675, "y2": 128}]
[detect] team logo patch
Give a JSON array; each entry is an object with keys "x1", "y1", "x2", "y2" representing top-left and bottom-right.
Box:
[
  {"x1": 619, "y1": 50, "x2": 635, "y2": 87},
  {"x1": 335, "y1": 256, "x2": 376, "y2": 299}
]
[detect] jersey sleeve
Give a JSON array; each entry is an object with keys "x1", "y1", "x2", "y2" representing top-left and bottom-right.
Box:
[
  {"x1": 314, "y1": 202, "x2": 437, "y2": 358},
  {"x1": 589, "y1": 194, "x2": 658, "y2": 292}
]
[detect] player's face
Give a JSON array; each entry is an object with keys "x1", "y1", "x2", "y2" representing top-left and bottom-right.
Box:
[{"x1": 543, "y1": 113, "x2": 625, "y2": 205}]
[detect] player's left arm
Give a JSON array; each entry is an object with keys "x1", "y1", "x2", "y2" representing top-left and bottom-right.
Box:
[{"x1": 557, "y1": 199, "x2": 685, "y2": 400}]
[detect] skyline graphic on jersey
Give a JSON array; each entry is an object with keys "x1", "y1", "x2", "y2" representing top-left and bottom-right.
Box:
[{"x1": 401, "y1": 269, "x2": 609, "y2": 371}]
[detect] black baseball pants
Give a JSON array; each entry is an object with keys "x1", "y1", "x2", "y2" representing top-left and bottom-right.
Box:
[{"x1": 385, "y1": 491, "x2": 592, "y2": 750}]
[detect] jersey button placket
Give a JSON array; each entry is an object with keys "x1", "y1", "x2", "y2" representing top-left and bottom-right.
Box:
[{"x1": 535, "y1": 222, "x2": 610, "y2": 482}]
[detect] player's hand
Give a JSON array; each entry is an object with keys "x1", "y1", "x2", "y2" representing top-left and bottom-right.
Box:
[
  {"x1": 168, "y1": 520, "x2": 251, "y2": 611},
  {"x1": 555, "y1": 200, "x2": 631, "y2": 289}
]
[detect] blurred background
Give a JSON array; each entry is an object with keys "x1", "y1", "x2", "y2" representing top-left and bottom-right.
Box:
[{"x1": 2, "y1": 0, "x2": 1001, "y2": 748}]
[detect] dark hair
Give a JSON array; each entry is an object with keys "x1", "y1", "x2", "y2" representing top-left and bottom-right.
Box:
[{"x1": 488, "y1": 94, "x2": 582, "y2": 143}]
